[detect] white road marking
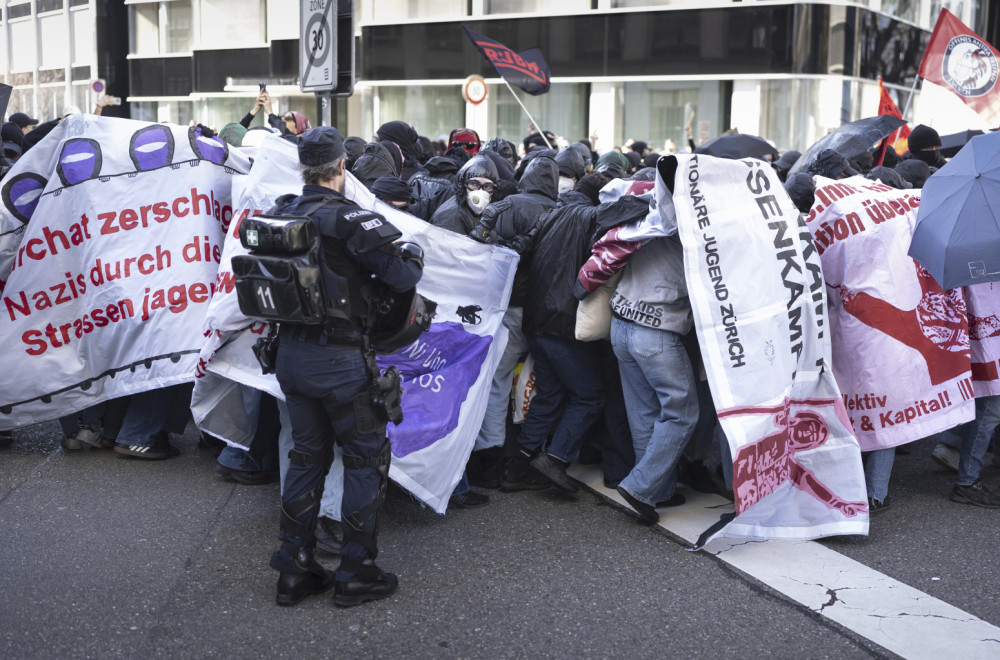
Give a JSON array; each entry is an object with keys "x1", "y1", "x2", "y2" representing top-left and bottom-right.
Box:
[{"x1": 570, "y1": 464, "x2": 1000, "y2": 660}]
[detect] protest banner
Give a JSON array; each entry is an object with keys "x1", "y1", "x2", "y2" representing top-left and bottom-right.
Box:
[
  {"x1": 806, "y1": 176, "x2": 974, "y2": 450},
  {"x1": 192, "y1": 135, "x2": 519, "y2": 513},
  {"x1": 964, "y1": 282, "x2": 1000, "y2": 397},
  {"x1": 0, "y1": 115, "x2": 249, "y2": 428},
  {"x1": 664, "y1": 155, "x2": 869, "y2": 545}
]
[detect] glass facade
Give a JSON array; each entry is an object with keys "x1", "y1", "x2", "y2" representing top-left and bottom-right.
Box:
[
  {"x1": 370, "y1": 85, "x2": 465, "y2": 141},
  {"x1": 621, "y1": 81, "x2": 725, "y2": 155},
  {"x1": 491, "y1": 82, "x2": 587, "y2": 146}
]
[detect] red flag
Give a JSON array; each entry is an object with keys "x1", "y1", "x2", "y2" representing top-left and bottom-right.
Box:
[
  {"x1": 917, "y1": 9, "x2": 1000, "y2": 125},
  {"x1": 876, "y1": 78, "x2": 911, "y2": 158}
]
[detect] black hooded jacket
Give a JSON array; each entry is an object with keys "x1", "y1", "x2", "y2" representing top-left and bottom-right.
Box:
[
  {"x1": 470, "y1": 156, "x2": 559, "y2": 307},
  {"x1": 523, "y1": 193, "x2": 647, "y2": 340},
  {"x1": 352, "y1": 142, "x2": 400, "y2": 190},
  {"x1": 376, "y1": 120, "x2": 428, "y2": 182},
  {"x1": 429, "y1": 154, "x2": 498, "y2": 235}
]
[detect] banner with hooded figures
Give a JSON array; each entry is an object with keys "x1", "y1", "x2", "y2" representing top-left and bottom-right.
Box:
[
  {"x1": 191, "y1": 135, "x2": 518, "y2": 513},
  {"x1": 0, "y1": 115, "x2": 249, "y2": 429},
  {"x1": 806, "y1": 176, "x2": 975, "y2": 450},
  {"x1": 659, "y1": 154, "x2": 869, "y2": 546}
]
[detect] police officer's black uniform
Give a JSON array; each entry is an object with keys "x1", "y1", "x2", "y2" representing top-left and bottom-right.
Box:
[{"x1": 268, "y1": 128, "x2": 421, "y2": 607}]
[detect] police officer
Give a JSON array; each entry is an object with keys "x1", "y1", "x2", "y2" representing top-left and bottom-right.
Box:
[{"x1": 270, "y1": 126, "x2": 422, "y2": 607}]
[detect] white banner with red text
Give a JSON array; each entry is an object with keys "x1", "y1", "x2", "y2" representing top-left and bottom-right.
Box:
[
  {"x1": 0, "y1": 115, "x2": 248, "y2": 428},
  {"x1": 806, "y1": 176, "x2": 974, "y2": 450}
]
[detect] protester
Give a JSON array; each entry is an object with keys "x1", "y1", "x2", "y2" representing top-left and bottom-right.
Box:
[
  {"x1": 352, "y1": 141, "x2": 401, "y2": 190},
  {"x1": 906, "y1": 124, "x2": 946, "y2": 168},
  {"x1": 2, "y1": 122, "x2": 23, "y2": 160},
  {"x1": 429, "y1": 154, "x2": 498, "y2": 235},
  {"x1": 772, "y1": 150, "x2": 800, "y2": 182},
  {"x1": 448, "y1": 128, "x2": 481, "y2": 155},
  {"x1": 376, "y1": 120, "x2": 427, "y2": 182},
  {"x1": 8, "y1": 112, "x2": 37, "y2": 134}
]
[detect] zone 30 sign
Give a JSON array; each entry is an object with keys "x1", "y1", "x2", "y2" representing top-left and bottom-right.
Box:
[{"x1": 300, "y1": 0, "x2": 336, "y2": 92}]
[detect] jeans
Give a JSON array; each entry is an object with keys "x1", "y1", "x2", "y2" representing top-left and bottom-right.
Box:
[
  {"x1": 58, "y1": 403, "x2": 105, "y2": 437},
  {"x1": 475, "y1": 306, "x2": 528, "y2": 451},
  {"x1": 515, "y1": 335, "x2": 606, "y2": 463},
  {"x1": 864, "y1": 448, "x2": 895, "y2": 501},
  {"x1": 116, "y1": 384, "x2": 192, "y2": 447},
  {"x1": 218, "y1": 392, "x2": 280, "y2": 473},
  {"x1": 956, "y1": 395, "x2": 1000, "y2": 486},
  {"x1": 611, "y1": 318, "x2": 698, "y2": 506}
]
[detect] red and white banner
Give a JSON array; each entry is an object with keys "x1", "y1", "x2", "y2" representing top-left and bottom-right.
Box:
[
  {"x1": 806, "y1": 176, "x2": 975, "y2": 450},
  {"x1": 665, "y1": 155, "x2": 869, "y2": 544},
  {"x1": 965, "y1": 282, "x2": 1000, "y2": 397},
  {"x1": 918, "y1": 9, "x2": 1000, "y2": 126},
  {"x1": 0, "y1": 115, "x2": 247, "y2": 428}
]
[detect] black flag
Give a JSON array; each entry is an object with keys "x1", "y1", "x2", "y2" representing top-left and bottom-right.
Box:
[{"x1": 462, "y1": 26, "x2": 551, "y2": 96}]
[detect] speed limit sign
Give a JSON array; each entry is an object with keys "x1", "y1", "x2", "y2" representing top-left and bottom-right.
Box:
[{"x1": 300, "y1": 0, "x2": 336, "y2": 92}]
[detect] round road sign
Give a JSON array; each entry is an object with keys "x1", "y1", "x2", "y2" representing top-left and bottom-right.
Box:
[{"x1": 464, "y1": 75, "x2": 488, "y2": 105}]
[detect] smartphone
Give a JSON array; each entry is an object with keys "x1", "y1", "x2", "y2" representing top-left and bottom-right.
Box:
[
  {"x1": 110, "y1": 96, "x2": 122, "y2": 106},
  {"x1": 259, "y1": 82, "x2": 266, "y2": 91}
]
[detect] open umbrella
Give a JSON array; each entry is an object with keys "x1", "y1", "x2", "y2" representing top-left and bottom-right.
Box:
[
  {"x1": 695, "y1": 133, "x2": 778, "y2": 161},
  {"x1": 791, "y1": 115, "x2": 907, "y2": 174},
  {"x1": 908, "y1": 131, "x2": 1000, "y2": 290}
]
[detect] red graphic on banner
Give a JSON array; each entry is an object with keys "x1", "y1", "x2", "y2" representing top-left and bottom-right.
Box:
[
  {"x1": 731, "y1": 409, "x2": 867, "y2": 516},
  {"x1": 831, "y1": 263, "x2": 970, "y2": 386}
]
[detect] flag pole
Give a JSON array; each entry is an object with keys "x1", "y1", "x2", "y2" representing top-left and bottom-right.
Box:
[
  {"x1": 900, "y1": 75, "x2": 921, "y2": 121},
  {"x1": 503, "y1": 79, "x2": 552, "y2": 149}
]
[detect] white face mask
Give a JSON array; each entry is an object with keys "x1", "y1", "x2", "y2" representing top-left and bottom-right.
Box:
[
  {"x1": 558, "y1": 176, "x2": 575, "y2": 194},
  {"x1": 466, "y1": 189, "x2": 491, "y2": 215}
]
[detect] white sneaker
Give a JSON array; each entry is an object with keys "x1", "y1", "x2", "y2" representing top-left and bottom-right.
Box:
[
  {"x1": 60, "y1": 433, "x2": 82, "y2": 450},
  {"x1": 931, "y1": 443, "x2": 960, "y2": 472},
  {"x1": 75, "y1": 427, "x2": 103, "y2": 449}
]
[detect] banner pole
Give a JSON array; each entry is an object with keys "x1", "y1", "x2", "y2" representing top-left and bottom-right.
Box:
[
  {"x1": 503, "y1": 80, "x2": 552, "y2": 149},
  {"x1": 900, "y1": 75, "x2": 920, "y2": 121}
]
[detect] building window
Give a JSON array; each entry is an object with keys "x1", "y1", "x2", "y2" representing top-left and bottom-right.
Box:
[
  {"x1": 490, "y1": 82, "x2": 587, "y2": 149},
  {"x1": 362, "y1": 0, "x2": 465, "y2": 23},
  {"x1": 198, "y1": 0, "x2": 265, "y2": 49},
  {"x1": 621, "y1": 81, "x2": 725, "y2": 155},
  {"x1": 72, "y1": 8, "x2": 94, "y2": 65},
  {"x1": 372, "y1": 85, "x2": 465, "y2": 143},
  {"x1": 131, "y1": 1, "x2": 192, "y2": 56},
  {"x1": 485, "y1": 0, "x2": 589, "y2": 14},
  {"x1": 40, "y1": 13, "x2": 70, "y2": 71},
  {"x1": 10, "y1": 19, "x2": 37, "y2": 71}
]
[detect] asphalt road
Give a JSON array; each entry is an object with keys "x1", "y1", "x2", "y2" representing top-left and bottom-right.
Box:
[{"x1": 2, "y1": 421, "x2": 997, "y2": 659}]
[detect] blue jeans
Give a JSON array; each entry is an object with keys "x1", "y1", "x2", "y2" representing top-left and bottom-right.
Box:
[
  {"x1": 117, "y1": 384, "x2": 192, "y2": 447},
  {"x1": 475, "y1": 306, "x2": 527, "y2": 451},
  {"x1": 956, "y1": 395, "x2": 1000, "y2": 486},
  {"x1": 611, "y1": 318, "x2": 698, "y2": 506},
  {"x1": 516, "y1": 335, "x2": 606, "y2": 463},
  {"x1": 58, "y1": 403, "x2": 105, "y2": 437},
  {"x1": 864, "y1": 448, "x2": 895, "y2": 501}
]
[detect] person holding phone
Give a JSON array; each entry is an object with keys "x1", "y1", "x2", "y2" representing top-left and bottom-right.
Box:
[{"x1": 240, "y1": 83, "x2": 311, "y2": 137}]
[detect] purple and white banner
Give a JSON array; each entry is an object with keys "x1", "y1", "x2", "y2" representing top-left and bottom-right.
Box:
[{"x1": 192, "y1": 135, "x2": 518, "y2": 513}]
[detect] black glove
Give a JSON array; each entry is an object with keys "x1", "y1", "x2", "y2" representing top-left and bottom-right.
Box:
[
  {"x1": 396, "y1": 241, "x2": 424, "y2": 269},
  {"x1": 196, "y1": 123, "x2": 215, "y2": 138}
]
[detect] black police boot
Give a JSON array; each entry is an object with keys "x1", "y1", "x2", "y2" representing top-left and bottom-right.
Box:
[
  {"x1": 274, "y1": 484, "x2": 335, "y2": 606},
  {"x1": 335, "y1": 441, "x2": 397, "y2": 607}
]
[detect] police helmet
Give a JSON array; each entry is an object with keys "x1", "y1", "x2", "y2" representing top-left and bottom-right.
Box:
[{"x1": 370, "y1": 288, "x2": 437, "y2": 353}]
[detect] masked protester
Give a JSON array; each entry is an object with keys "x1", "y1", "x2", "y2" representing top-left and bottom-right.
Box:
[
  {"x1": 376, "y1": 120, "x2": 428, "y2": 182},
  {"x1": 906, "y1": 124, "x2": 946, "y2": 169},
  {"x1": 429, "y1": 154, "x2": 499, "y2": 235}
]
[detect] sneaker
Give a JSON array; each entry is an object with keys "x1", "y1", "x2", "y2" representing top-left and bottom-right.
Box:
[
  {"x1": 931, "y1": 443, "x2": 960, "y2": 473},
  {"x1": 617, "y1": 485, "x2": 659, "y2": 524},
  {"x1": 75, "y1": 427, "x2": 106, "y2": 450},
  {"x1": 950, "y1": 480, "x2": 1000, "y2": 508},
  {"x1": 315, "y1": 516, "x2": 343, "y2": 556},
  {"x1": 61, "y1": 433, "x2": 83, "y2": 450},
  {"x1": 114, "y1": 433, "x2": 179, "y2": 460},
  {"x1": 868, "y1": 496, "x2": 891, "y2": 514},
  {"x1": 500, "y1": 454, "x2": 550, "y2": 492},
  {"x1": 529, "y1": 453, "x2": 580, "y2": 493},
  {"x1": 449, "y1": 490, "x2": 490, "y2": 509},
  {"x1": 656, "y1": 492, "x2": 687, "y2": 507}
]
